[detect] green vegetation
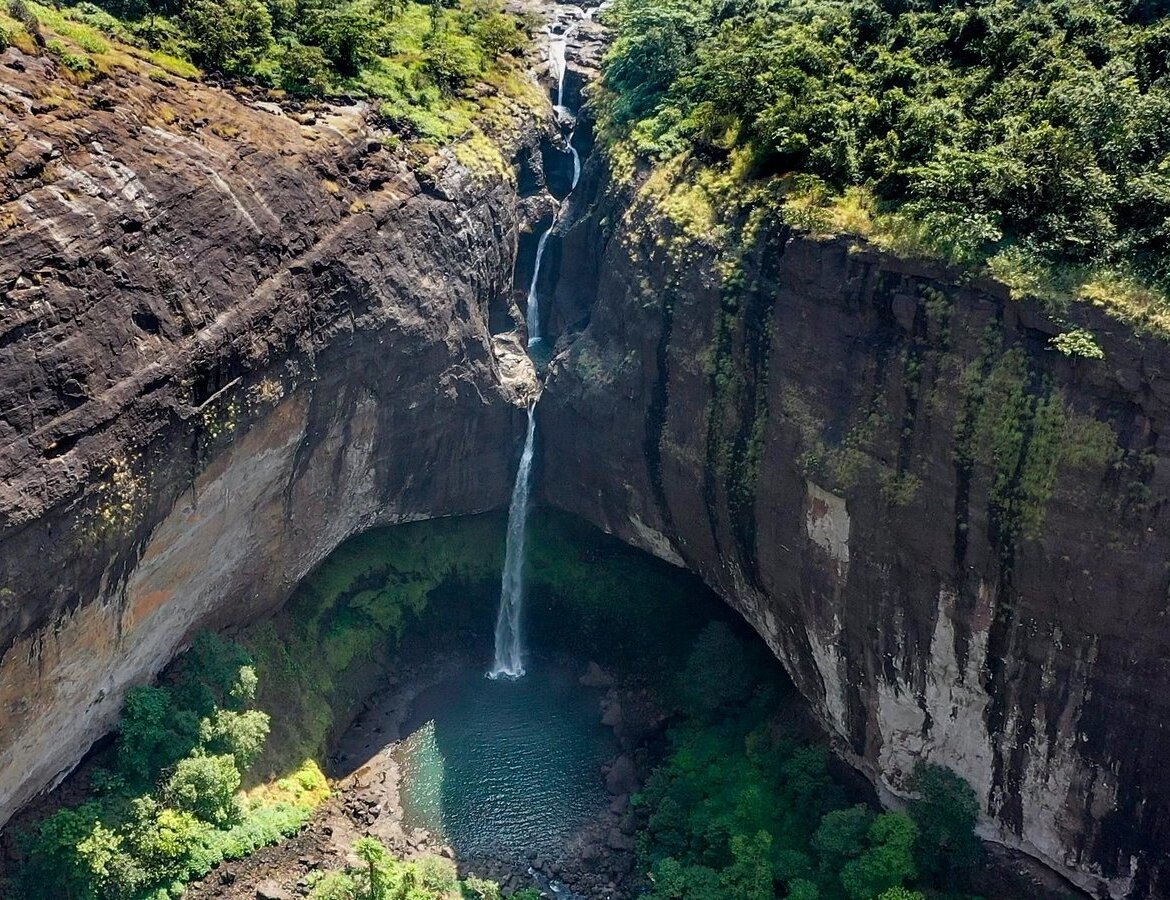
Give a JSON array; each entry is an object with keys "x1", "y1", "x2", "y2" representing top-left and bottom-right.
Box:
[
  {"x1": 954, "y1": 333, "x2": 1120, "y2": 547},
  {"x1": 243, "y1": 515, "x2": 504, "y2": 773},
  {"x1": 14, "y1": 633, "x2": 329, "y2": 900},
  {"x1": 7, "y1": 0, "x2": 539, "y2": 146},
  {"x1": 10, "y1": 517, "x2": 509, "y2": 900},
  {"x1": 635, "y1": 623, "x2": 984, "y2": 900},
  {"x1": 304, "y1": 836, "x2": 529, "y2": 899},
  {"x1": 600, "y1": 0, "x2": 1170, "y2": 329},
  {"x1": 524, "y1": 509, "x2": 731, "y2": 683}
]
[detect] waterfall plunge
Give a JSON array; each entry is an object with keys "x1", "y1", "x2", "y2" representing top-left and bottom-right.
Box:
[
  {"x1": 490, "y1": 9, "x2": 588, "y2": 680},
  {"x1": 489, "y1": 405, "x2": 537, "y2": 679}
]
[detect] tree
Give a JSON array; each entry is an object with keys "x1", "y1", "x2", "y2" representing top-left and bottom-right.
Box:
[
  {"x1": 198, "y1": 707, "x2": 271, "y2": 771},
  {"x1": 677, "y1": 621, "x2": 756, "y2": 718},
  {"x1": 877, "y1": 888, "x2": 925, "y2": 900},
  {"x1": 164, "y1": 753, "x2": 242, "y2": 826},
  {"x1": 117, "y1": 684, "x2": 197, "y2": 780},
  {"x1": 354, "y1": 836, "x2": 391, "y2": 899},
  {"x1": 182, "y1": 0, "x2": 273, "y2": 75},
  {"x1": 299, "y1": 3, "x2": 377, "y2": 76},
  {"x1": 907, "y1": 763, "x2": 982, "y2": 886},
  {"x1": 279, "y1": 43, "x2": 332, "y2": 96},
  {"x1": 474, "y1": 9, "x2": 525, "y2": 58},
  {"x1": 812, "y1": 804, "x2": 873, "y2": 877},
  {"x1": 423, "y1": 32, "x2": 480, "y2": 90},
  {"x1": 721, "y1": 831, "x2": 773, "y2": 899},
  {"x1": 839, "y1": 813, "x2": 918, "y2": 900}
]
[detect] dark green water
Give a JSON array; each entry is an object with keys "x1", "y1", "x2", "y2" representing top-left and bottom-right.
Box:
[{"x1": 396, "y1": 658, "x2": 617, "y2": 863}]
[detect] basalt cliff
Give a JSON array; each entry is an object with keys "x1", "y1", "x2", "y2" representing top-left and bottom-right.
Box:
[
  {"x1": 0, "y1": 44, "x2": 541, "y2": 830},
  {"x1": 540, "y1": 153, "x2": 1170, "y2": 897},
  {"x1": 1, "y1": 16, "x2": 1169, "y2": 900}
]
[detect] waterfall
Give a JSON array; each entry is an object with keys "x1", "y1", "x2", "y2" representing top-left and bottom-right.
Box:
[
  {"x1": 489, "y1": 404, "x2": 537, "y2": 679},
  {"x1": 549, "y1": 28, "x2": 568, "y2": 111},
  {"x1": 568, "y1": 143, "x2": 581, "y2": 191},
  {"x1": 526, "y1": 227, "x2": 552, "y2": 347},
  {"x1": 490, "y1": 7, "x2": 589, "y2": 681}
]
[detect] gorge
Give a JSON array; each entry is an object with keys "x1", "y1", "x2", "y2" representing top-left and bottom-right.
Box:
[{"x1": 1, "y1": 1, "x2": 1170, "y2": 899}]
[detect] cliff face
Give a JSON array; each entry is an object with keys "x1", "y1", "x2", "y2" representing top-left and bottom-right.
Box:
[
  {"x1": 540, "y1": 162, "x2": 1170, "y2": 898},
  {"x1": 0, "y1": 49, "x2": 539, "y2": 825}
]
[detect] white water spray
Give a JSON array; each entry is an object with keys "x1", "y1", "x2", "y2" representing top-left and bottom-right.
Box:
[
  {"x1": 549, "y1": 29, "x2": 568, "y2": 110},
  {"x1": 489, "y1": 404, "x2": 537, "y2": 679}
]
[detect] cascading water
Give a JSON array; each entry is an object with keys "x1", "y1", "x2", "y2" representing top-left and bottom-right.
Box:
[
  {"x1": 526, "y1": 228, "x2": 551, "y2": 347},
  {"x1": 490, "y1": 8, "x2": 588, "y2": 680},
  {"x1": 489, "y1": 404, "x2": 537, "y2": 679}
]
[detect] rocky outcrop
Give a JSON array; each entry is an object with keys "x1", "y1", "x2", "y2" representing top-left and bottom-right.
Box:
[
  {"x1": 540, "y1": 160, "x2": 1170, "y2": 898},
  {"x1": 0, "y1": 48, "x2": 543, "y2": 825}
]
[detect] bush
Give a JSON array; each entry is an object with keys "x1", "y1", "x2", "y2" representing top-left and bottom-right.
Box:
[
  {"x1": 298, "y1": 4, "x2": 377, "y2": 76},
  {"x1": 473, "y1": 8, "x2": 524, "y2": 57},
  {"x1": 15, "y1": 635, "x2": 294, "y2": 900},
  {"x1": 8, "y1": 0, "x2": 39, "y2": 35},
  {"x1": 164, "y1": 754, "x2": 242, "y2": 826},
  {"x1": 422, "y1": 31, "x2": 479, "y2": 90},
  {"x1": 907, "y1": 763, "x2": 983, "y2": 886},
  {"x1": 601, "y1": 0, "x2": 1170, "y2": 308},
  {"x1": 278, "y1": 42, "x2": 332, "y2": 95},
  {"x1": 676, "y1": 621, "x2": 756, "y2": 718}
]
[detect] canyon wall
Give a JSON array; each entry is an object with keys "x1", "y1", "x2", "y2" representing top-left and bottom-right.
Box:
[
  {"x1": 0, "y1": 48, "x2": 541, "y2": 826},
  {"x1": 540, "y1": 161, "x2": 1170, "y2": 898}
]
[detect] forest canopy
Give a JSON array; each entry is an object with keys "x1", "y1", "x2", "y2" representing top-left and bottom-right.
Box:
[
  {"x1": 2, "y1": 0, "x2": 533, "y2": 144},
  {"x1": 600, "y1": 0, "x2": 1170, "y2": 318}
]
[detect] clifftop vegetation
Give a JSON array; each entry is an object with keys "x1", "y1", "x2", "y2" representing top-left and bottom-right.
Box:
[
  {"x1": 0, "y1": 0, "x2": 539, "y2": 145},
  {"x1": 600, "y1": 0, "x2": 1170, "y2": 330}
]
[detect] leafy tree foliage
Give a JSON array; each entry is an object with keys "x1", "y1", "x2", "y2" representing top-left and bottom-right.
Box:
[
  {"x1": 181, "y1": 0, "x2": 272, "y2": 73},
  {"x1": 602, "y1": 0, "x2": 1170, "y2": 296},
  {"x1": 635, "y1": 623, "x2": 982, "y2": 900},
  {"x1": 164, "y1": 753, "x2": 242, "y2": 825},
  {"x1": 907, "y1": 762, "x2": 984, "y2": 888},
  {"x1": 13, "y1": 634, "x2": 300, "y2": 900},
  {"x1": 305, "y1": 837, "x2": 490, "y2": 900}
]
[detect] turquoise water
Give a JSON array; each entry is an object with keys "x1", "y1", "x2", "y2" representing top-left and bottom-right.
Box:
[{"x1": 397, "y1": 658, "x2": 616, "y2": 863}]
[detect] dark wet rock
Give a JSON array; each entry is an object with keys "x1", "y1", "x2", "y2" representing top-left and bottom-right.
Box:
[
  {"x1": 604, "y1": 755, "x2": 637, "y2": 796},
  {"x1": 541, "y1": 156, "x2": 1170, "y2": 898},
  {"x1": 579, "y1": 661, "x2": 615, "y2": 687}
]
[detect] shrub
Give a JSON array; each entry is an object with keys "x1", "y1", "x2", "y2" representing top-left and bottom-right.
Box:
[
  {"x1": 298, "y1": 4, "x2": 377, "y2": 76},
  {"x1": 279, "y1": 42, "x2": 332, "y2": 95},
  {"x1": 164, "y1": 753, "x2": 242, "y2": 826},
  {"x1": 422, "y1": 31, "x2": 479, "y2": 91},
  {"x1": 8, "y1": 0, "x2": 39, "y2": 36},
  {"x1": 601, "y1": 0, "x2": 1170, "y2": 317},
  {"x1": 474, "y1": 8, "x2": 524, "y2": 57},
  {"x1": 1052, "y1": 328, "x2": 1106, "y2": 359},
  {"x1": 676, "y1": 621, "x2": 756, "y2": 718},
  {"x1": 907, "y1": 763, "x2": 983, "y2": 886}
]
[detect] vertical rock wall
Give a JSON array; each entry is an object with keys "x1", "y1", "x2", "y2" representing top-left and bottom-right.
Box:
[
  {"x1": 540, "y1": 166, "x2": 1170, "y2": 898},
  {"x1": 0, "y1": 49, "x2": 541, "y2": 826}
]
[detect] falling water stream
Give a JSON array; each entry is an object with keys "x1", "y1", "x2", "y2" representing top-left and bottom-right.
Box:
[
  {"x1": 489, "y1": 404, "x2": 536, "y2": 678},
  {"x1": 490, "y1": 12, "x2": 586, "y2": 679}
]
